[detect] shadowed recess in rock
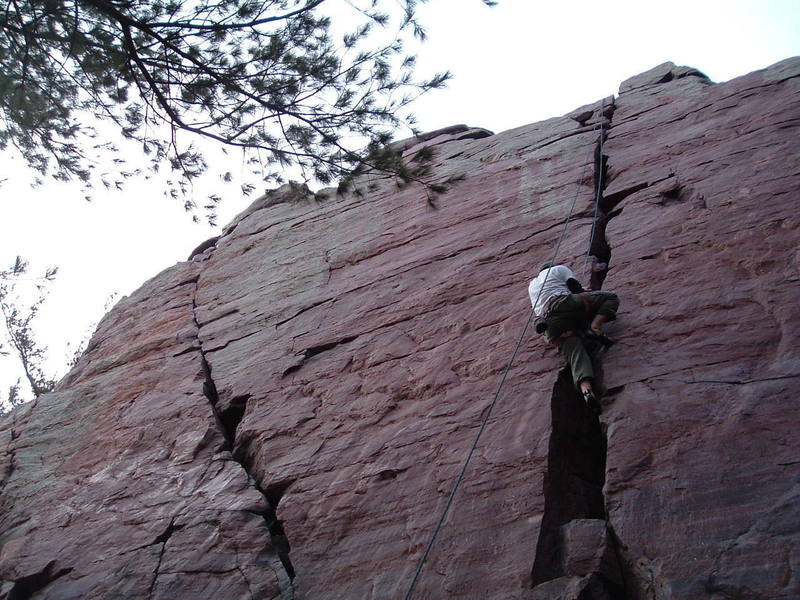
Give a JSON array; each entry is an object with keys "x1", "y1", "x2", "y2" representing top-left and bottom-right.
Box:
[
  {"x1": 219, "y1": 394, "x2": 251, "y2": 437},
  {"x1": 529, "y1": 369, "x2": 609, "y2": 584},
  {"x1": 6, "y1": 562, "x2": 73, "y2": 600}
]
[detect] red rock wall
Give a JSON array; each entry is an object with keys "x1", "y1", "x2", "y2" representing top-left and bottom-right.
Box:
[
  {"x1": 601, "y1": 59, "x2": 800, "y2": 600},
  {"x1": 1, "y1": 58, "x2": 798, "y2": 600}
]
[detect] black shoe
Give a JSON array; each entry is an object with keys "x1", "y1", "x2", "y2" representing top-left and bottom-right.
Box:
[
  {"x1": 582, "y1": 389, "x2": 602, "y2": 415},
  {"x1": 586, "y1": 329, "x2": 615, "y2": 348}
]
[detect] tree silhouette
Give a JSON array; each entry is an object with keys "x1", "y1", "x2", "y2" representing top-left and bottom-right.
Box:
[
  {"x1": 0, "y1": 257, "x2": 57, "y2": 408},
  {"x1": 1, "y1": 0, "x2": 494, "y2": 220}
]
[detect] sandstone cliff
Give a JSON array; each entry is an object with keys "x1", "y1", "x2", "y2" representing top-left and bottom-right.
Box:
[{"x1": 1, "y1": 58, "x2": 799, "y2": 600}]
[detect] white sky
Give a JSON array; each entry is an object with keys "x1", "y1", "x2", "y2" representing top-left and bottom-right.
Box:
[{"x1": 1, "y1": 0, "x2": 799, "y2": 398}]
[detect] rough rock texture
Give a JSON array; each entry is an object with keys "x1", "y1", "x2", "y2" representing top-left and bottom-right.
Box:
[
  {"x1": 0, "y1": 262, "x2": 292, "y2": 599},
  {"x1": 600, "y1": 58, "x2": 800, "y2": 600},
  {"x1": 1, "y1": 58, "x2": 799, "y2": 599}
]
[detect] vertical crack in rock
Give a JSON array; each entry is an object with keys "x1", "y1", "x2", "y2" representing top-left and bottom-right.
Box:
[
  {"x1": 587, "y1": 108, "x2": 615, "y2": 291},
  {"x1": 1, "y1": 401, "x2": 39, "y2": 498},
  {"x1": 189, "y1": 277, "x2": 297, "y2": 588},
  {"x1": 232, "y1": 436, "x2": 297, "y2": 581},
  {"x1": 261, "y1": 479, "x2": 297, "y2": 580},
  {"x1": 1, "y1": 426, "x2": 19, "y2": 495},
  {"x1": 147, "y1": 518, "x2": 182, "y2": 599},
  {"x1": 530, "y1": 103, "x2": 633, "y2": 598}
]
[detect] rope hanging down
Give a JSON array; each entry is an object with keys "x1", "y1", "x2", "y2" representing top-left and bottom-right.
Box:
[{"x1": 402, "y1": 101, "x2": 608, "y2": 600}]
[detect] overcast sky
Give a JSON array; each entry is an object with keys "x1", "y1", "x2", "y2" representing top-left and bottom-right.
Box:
[{"x1": 1, "y1": 0, "x2": 799, "y2": 399}]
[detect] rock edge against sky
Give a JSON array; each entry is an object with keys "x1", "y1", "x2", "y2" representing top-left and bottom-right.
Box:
[{"x1": 1, "y1": 58, "x2": 799, "y2": 599}]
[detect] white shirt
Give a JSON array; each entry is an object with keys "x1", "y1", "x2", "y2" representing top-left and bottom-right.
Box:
[{"x1": 528, "y1": 265, "x2": 574, "y2": 316}]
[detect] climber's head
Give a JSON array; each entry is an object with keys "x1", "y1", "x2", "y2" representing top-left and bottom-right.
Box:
[{"x1": 539, "y1": 261, "x2": 555, "y2": 272}]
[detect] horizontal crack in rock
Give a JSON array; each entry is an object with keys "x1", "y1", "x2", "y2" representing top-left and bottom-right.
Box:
[
  {"x1": 655, "y1": 373, "x2": 800, "y2": 386},
  {"x1": 282, "y1": 335, "x2": 359, "y2": 377}
]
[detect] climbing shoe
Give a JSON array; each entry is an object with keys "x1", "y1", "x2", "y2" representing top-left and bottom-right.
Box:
[
  {"x1": 585, "y1": 329, "x2": 615, "y2": 349},
  {"x1": 582, "y1": 389, "x2": 602, "y2": 416}
]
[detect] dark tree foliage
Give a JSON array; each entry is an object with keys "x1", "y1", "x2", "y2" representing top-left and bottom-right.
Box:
[
  {"x1": 1, "y1": 0, "x2": 495, "y2": 219},
  {"x1": 0, "y1": 257, "x2": 57, "y2": 407}
]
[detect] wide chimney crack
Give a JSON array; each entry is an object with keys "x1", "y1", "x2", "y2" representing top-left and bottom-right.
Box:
[
  {"x1": 189, "y1": 276, "x2": 296, "y2": 589},
  {"x1": 530, "y1": 100, "x2": 636, "y2": 598},
  {"x1": 529, "y1": 370, "x2": 609, "y2": 583}
]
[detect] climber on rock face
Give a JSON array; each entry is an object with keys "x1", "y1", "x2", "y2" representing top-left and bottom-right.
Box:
[{"x1": 528, "y1": 262, "x2": 619, "y2": 415}]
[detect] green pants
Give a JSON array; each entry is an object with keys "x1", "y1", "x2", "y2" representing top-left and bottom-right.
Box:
[{"x1": 544, "y1": 291, "x2": 619, "y2": 390}]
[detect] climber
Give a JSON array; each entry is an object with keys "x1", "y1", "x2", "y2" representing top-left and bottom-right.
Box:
[{"x1": 528, "y1": 262, "x2": 619, "y2": 415}]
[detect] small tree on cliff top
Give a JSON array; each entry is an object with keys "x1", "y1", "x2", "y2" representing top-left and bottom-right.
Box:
[
  {"x1": 1, "y1": 0, "x2": 495, "y2": 221},
  {"x1": 0, "y1": 257, "x2": 58, "y2": 411}
]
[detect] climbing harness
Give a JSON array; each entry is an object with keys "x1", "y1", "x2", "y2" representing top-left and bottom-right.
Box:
[{"x1": 402, "y1": 100, "x2": 609, "y2": 599}]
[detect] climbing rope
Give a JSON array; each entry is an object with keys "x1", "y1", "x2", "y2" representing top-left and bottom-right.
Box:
[{"x1": 402, "y1": 102, "x2": 608, "y2": 600}]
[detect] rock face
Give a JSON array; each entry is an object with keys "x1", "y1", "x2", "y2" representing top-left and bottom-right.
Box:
[{"x1": 1, "y1": 58, "x2": 799, "y2": 599}]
